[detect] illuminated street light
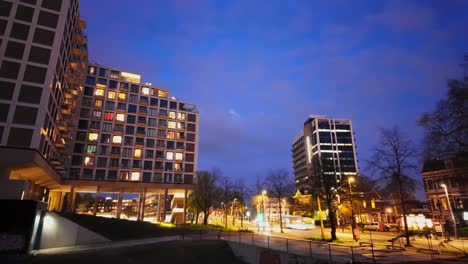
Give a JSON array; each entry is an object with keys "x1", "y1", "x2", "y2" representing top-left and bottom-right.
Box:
[
  {"x1": 440, "y1": 183, "x2": 458, "y2": 239},
  {"x1": 385, "y1": 207, "x2": 392, "y2": 223},
  {"x1": 348, "y1": 176, "x2": 357, "y2": 241}
]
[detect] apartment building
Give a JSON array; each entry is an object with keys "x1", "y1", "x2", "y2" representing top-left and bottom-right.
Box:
[
  {"x1": 0, "y1": 0, "x2": 87, "y2": 200},
  {"x1": 0, "y1": 0, "x2": 198, "y2": 223},
  {"x1": 292, "y1": 115, "x2": 358, "y2": 193}
]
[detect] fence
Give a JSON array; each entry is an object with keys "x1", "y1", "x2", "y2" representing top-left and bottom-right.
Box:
[{"x1": 180, "y1": 230, "x2": 467, "y2": 264}]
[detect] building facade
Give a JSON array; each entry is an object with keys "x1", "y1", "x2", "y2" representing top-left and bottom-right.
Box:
[
  {"x1": 292, "y1": 115, "x2": 358, "y2": 193},
  {"x1": 0, "y1": 0, "x2": 87, "y2": 200},
  {"x1": 421, "y1": 155, "x2": 468, "y2": 226},
  {"x1": 0, "y1": 0, "x2": 198, "y2": 223}
]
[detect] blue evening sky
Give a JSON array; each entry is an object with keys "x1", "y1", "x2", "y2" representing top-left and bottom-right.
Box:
[{"x1": 81, "y1": 0, "x2": 468, "y2": 194}]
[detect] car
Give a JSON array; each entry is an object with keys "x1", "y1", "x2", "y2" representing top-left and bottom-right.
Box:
[
  {"x1": 364, "y1": 222, "x2": 381, "y2": 231},
  {"x1": 384, "y1": 223, "x2": 399, "y2": 231}
]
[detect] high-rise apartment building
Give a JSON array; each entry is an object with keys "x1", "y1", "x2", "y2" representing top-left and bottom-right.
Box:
[
  {"x1": 0, "y1": 0, "x2": 87, "y2": 199},
  {"x1": 292, "y1": 115, "x2": 358, "y2": 193},
  {"x1": 0, "y1": 1, "x2": 198, "y2": 223}
]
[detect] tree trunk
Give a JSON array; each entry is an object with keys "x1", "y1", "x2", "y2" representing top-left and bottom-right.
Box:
[
  {"x1": 327, "y1": 198, "x2": 337, "y2": 240},
  {"x1": 224, "y1": 205, "x2": 228, "y2": 228},
  {"x1": 203, "y1": 210, "x2": 208, "y2": 225},
  {"x1": 195, "y1": 208, "x2": 199, "y2": 224},
  {"x1": 240, "y1": 205, "x2": 244, "y2": 228},
  {"x1": 397, "y1": 173, "x2": 411, "y2": 246},
  {"x1": 279, "y1": 199, "x2": 284, "y2": 233}
]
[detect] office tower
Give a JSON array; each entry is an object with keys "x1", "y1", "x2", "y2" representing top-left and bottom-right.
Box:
[
  {"x1": 0, "y1": 0, "x2": 87, "y2": 200},
  {"x1": 292, "y1": 115, "x2": 358, "y2": 193}
]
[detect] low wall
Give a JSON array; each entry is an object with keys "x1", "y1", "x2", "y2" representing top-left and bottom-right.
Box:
[
  {"x1": 228, "y1": 241, "x2": 330, "y2": 264},
  {"x1": 39, "y1": 212, "x2": 110, "y2": 249}
]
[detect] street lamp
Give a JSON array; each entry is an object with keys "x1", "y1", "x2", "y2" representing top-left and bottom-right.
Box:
[
  {"x1": 261, "y1": 190, "x2": 267, "y2": 231},
  {"x1": 440, "y1": 183, "x2": 458, "y2": 239},
  {"x1": 348, "y1": 176, "x2": 357, "y2": 241},
  {"x1": 385, "y1": 208, "x2": 392, "y2": 223}
]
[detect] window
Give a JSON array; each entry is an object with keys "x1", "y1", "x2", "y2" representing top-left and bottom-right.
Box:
[
  {"x1": 149, "y1": 108, "x2": 158, "y2": 117},
  {"x1": 177, "y1": 132, "x2": 185, "y2": 140},
  {"x1": 148, "y1": 118, "x2": 157, "y2": 127},
  {"x1": 145, "y1": 150, "x2": 154, "y2": 158},
  {"x1": 158, "y1": 90, "x2": 168, "y2": 97},
  {"x1": 154, "y1": 173, "x2": 163, "y2": 182},
  {"x1": 99, "y1": 68, "x2": 108, "y2": 77},
  {"x1": 174, "y1": 163, "x2": 182, "y2": 172},
  {"x1": 156, "y1": 151, "x2": 164, "y2": 158},
  {"x1": 105, "y1": 101, "x2": 115, "y2": 110},
  {"x1": 15, "y1": 5, "x2": 34, "y2": 22},
  {"x1": 114, "y1": 124, "x2": 124, "y2": 132},
  {"x1": 84, "y1": 156, "x2": 94, "y2": 166},
  {"x1": 97, "y1": 78, "x2": 107, "y2": 86},
  {"x1": 112, "y1": 135, "x2": 122, "y2": 144},
  {"x1": 96, "y1": 170, "x2": 106, "y2": 180},
  {"x1": 144, "y1": 161, "x2": 152, "y2": 170},
  {"x1": 6, "y1": 41, "x2": 26, "y2": 60},
  {"x1": 156, "y1": 140, "x2": 165, "y2": 148},
  {"x1": 100, "y1": 134, "x2": 110, "y2": 144},
  {"x1": 139, "y1": 106, "x2": 147, "y2": 114},
  {"x1": 131, "y1": 172, "x2": 140, "y2": 181},
  {"x1": 174, "y1": 174, "x2": 183, "y2": 183},
  {"x1": 124, "y1": 137, "x2": 133, "y2": 146},
  {"x1": 122, "y1": 148, "x2": 132, "y2": 157},
  {"x1": 136, "y1": 127, "x2": 145, "y2": 135},
  {"x1": 88, "y1": 133, "x2": 98, "y2": 141},
  {"x1": 135, "y1": 137, "x2": 144, "y2": 145},
  {"x1": 167, "y1": 131, "x2": 175, "y2": 139},
  {"x1": 177, "y1": 122, "x2": 186, "y2": 129},
  {"x1": 129, "y1": 94, "x2": 138, "y2": 103},
  {"x1": 176, "y1": 153, "x2": 183, "y2": 161},
  {"x1": 146, "y1": 128, "x2": 157, "y2": 137},
  {"x1": 87, "y1": 144, "x2": 97, "y2": 153},
  {"x1": 159, "y1": 119, "x2": 167, "y2": 127},
  {"x1": 130, "y1": 84, "x2": 139, "y2": 93},
  {"x1": 108, "y1": 170, "x2": 118, "y2": 180},
  {"x1": 104, "y1": 112, "x2": 114, "y2": 121},
  {"x1": 143, "y1": 172, "x2": 152, "y2": 182},
  {"x1": 94, "y1": 99, "x2": 103, "y2": 107},
  {"x1": 110, "y1": 70, "x2": 119, "y2": 79},
  {"x1": 132, "y1": 160, "x2": 141, "y2": 168},
  {"x1": 127, "y1": 115, "x2": 136, "y2": 124},
  {"x1": 90, "y1": 110, "x2": 101, "y2": 119},
  {"x1": 120, "y1": 159, "x2": 129, "y2": 169},
  {"x1": 99, "y1": 146, "x2": 108, "y2": 155},
  {"x1": 120, "y1": 171, "x2": 129, "y2": 181},
  {"x1": 155, "y1": 162, "x2": 163, "y2": 170},
  {"x1": 72, "y1": 156, "x2": 82, "y2": 166},
  {"x1": 23, "y1": 65, "x2": 47, "y2": 84},
  {"x1": 157, "y1": 130, "x2": 166, "y2": 138},
  {"x1": 160, "y1": 100, "x2": 168, "y2": 108},
  {"x1": 120, "y1": 82, "x2": 129, "y2": 90},
  {"x1": 118, "y1": 92, "x2": 126, "y2": 100},
  {"x1": 167, "y1": 141, "x2": 175, "y2": 150},
  {"x1": 140, "y1": 96, "x2": 148, "y2": 104},
  {"x1": 111, "y1": 147, "x2": 120, "y2": 155},
  {"x1": 117, "y1": 102, "x2": 126, "y2": 110},
  {"x1": 95, "y1": 89, "x2": 104, "y2": 96},
  {"x1": 138, "y1": 116, "x2": 146, "y2": 124},
  {"x1": 108, "y1": 91, "x2": 116, "y2": 99},
  {"x1": 166, "y1": 151, "x2": 174, "y2": 160},
  {"x1": 168, "y1": 121, "x2": 176, "y2": 129},
  {"x1": 134, "y1": 149, "x2": 142, "y2": 158},
  {"x1": 12, "y1": 106, "x2": 37, "y2": 125},
  {"x1": 109, "y1": 80, "x2": 118, "y2": 89},
  {"x1": 164, "y1": 173, "x2": 172, "y2": 182},
  {"x1": 141, "y1": 87, "x2": 150, "y2": 95},
  {"x1": 177, "y1": 112, "x2": 186, "y2": 121},
  {"x1": 97, "y1": 158, "x2": 107, "y2": 168},
  {"x1": 169, "y1": 111, "x2": 176, "y2": 119},
  {"x1": 146, "y1": 139, "x2": 155, "y2": 147},
  {"x1": 102, "y1": 122, "x2": 112, "y2": 132},
  {"x1": 128, "y1": 104, "x2": 137, "y2": 113},
  {"x1": 116, "y1": 113, "x2": 125, "y2": 122},
  {"x1": 150, "y1": 98, "x2": 158, "y2": 106},
  {"x1": 170, "y1": 101, "x2": 177, "y2": 110}
]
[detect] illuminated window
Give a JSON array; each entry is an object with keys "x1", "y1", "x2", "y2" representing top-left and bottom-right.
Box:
[
  {"x1": 169, "y1": 111, "x2": 176, "y2": 119},
  {"x1": 84, "y1": 156, "x2": 94, "y2": 166},
  {"x1": 92, "y1": 110, "x2": 102, "y2": 118},
  {"x1": 95, "y1": 89, "x2": 105, "y2": 96},
  {"x1": 131, "y1": 171, "x2": 140, "y2": 181},
  {"x1": 104, "y1": 112, "x2": 114, "y2": 121},
  {"x1": 158, "y1": 90, "x2": 168, "y2": 97},
  {"x1": 110, "y1": 70, "x2": 119, "y2": 79},
  {"x1": 177, "y1": 132, "x2": 185, "y2": 140},
  {"x1": 168, "y1": 121, "x2": 176, "y2": 129},
  {"x1": 167, "y1": 131, "x2": 175, "y2": 139},
  {"x1": 118, "y1": 92, "x2": 126, "y2": 100},
  {"x1": 176, "y1": 153, "x2": 183, "y2": 161},
  {"x1": 166, "y1": 151, "x2": 174, "y2": 160},
  {"x1": 141, "y1": 87, "x2": 150, "y2": 95},
  {"x1": 95, "y1": 99, "x2": 103, "y2": 107},
  {"x1": 177, "y1": 122, "x2": 185, "y2": 129},
  {"x1": 86, "y1": 144, "x2": 97, "y2": 153},
  {"x1": 112, "y1": 135, "x2": 122, "y2": 144},
  {"x1": 107, "y1": 91, "x2": 116, "y2": 99},
  {"x1": 120, "y1": 72, "x2": 141, "y2": 83},
  {"x1": 175, "y1": 163, "x2": 182, "y2": 171},
  {"x1": 88, "y1": 133, "x2": 98, "y2": 141},
  {"x1": 177, "y1": 112, "x2": 186, "y2": 121},
  {"x1": 134, "y1": 149, "x2": 142, "y2": 158},
  {"x1": 88, "y1": 66, "x2": 96, "y2": 75},
  {"x1": 120, "y1": 171, "x2": 129, "y2": 180},
  {"x1": 115, "y1": 113, "x2": 124, "y2": 122}
]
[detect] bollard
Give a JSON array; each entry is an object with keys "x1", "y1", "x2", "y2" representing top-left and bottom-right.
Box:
[
  {"x1": 309, "y1": 241, "x2": 312, "y2": 257},
  {"x1": 328, "y1": 244, "x2": 332, "y2": 263},
  {"x1": 286, "y1": 239, "x2": 289, "y2": 253},
  {"x1": 267, "y1": 235, "x2": 270, "y2": 249}
]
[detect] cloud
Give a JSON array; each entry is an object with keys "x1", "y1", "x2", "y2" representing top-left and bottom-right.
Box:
[{"x1": 228, "y1": 108, "x2": 241, "y2": 119}]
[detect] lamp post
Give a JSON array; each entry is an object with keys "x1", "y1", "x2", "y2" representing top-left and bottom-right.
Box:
[
  {"x1": 348, "y1": 176, "x2": 357, "y2": 241},
  {"x1": 261, "y1": 190, "x2": 266, "y2": 231},
  {"x1": 440, "y1": 184, "x2": 457, "y2": 239},
  {"x1": 232, "y1": 198, "x2": 237, "y2": 226}
]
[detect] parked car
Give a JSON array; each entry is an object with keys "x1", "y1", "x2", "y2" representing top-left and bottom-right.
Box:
[
  {"x1": 364, "y1": 222, "x2": 381, "y2": 231},
  {"x1": 384, "y1": 223, "x2": 399, "y2": 231}
]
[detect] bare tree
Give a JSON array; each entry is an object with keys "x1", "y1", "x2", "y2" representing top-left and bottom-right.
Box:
[
  {"x1": 233, "y1": 178, "x2": 251, "y2": 228},
  {"x1": 419, "y1": 79, "x2": 468, "y2": 159},
  {"x1": 367, "y1": 127, "x2": 418, "y2": 246},
  {"x1": 219, "y1": 176, "x2": 233, "y2": 228},
  {"x1": 192, "y1": 169, "x2": 220, "y2": 225},
  {"x1": 264, "y1": 169, "x2": 294, "y2": 233}
]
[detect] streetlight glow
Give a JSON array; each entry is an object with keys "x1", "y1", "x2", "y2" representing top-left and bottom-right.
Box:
[{"x1": 440, "y1": 183, "x2": 458, "y2": 239}]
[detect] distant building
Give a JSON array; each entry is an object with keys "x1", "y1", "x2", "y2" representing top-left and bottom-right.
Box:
[
  {"x1": 292, "y1": 115, "x2": 358, "y2": 193},
  {"x1": 421, "y1": 155, "x2": 468, "y2": 226}
]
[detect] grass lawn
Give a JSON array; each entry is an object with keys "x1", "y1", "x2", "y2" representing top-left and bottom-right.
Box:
[{"x1": 2, "y1": 241, "x2": 247, "y2": 264}]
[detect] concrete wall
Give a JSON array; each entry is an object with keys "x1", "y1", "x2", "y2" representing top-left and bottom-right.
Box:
[
  {"x1": 228, "y1": 242, "x2": 330, "y2": 264},
  {"x1": 39, "y1": 212, "x2": 109, "y2": 249}
]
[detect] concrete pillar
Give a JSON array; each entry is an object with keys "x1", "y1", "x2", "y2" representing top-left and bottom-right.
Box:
[
  {"x1": 67, "y1": 186, "x2": 76, "y2": 213},
  {"x1": 93, "y1": 187, "x2": 100, "y2": 216},
  {"x1": 183, "y1": 189, "x2": 188, "y2": 224},
  {"x1": 59, "y1": 192, "x2": 66, "y2": 212},
  {"x1": 139, "y1": 189, "x2": 147, "y2": 221},
  {"x1": 161, "y1": 188, "x2": 168, "y2": 222},
  {"x1": 116, "y1": 191, "x2": 123, "y2": 219}
]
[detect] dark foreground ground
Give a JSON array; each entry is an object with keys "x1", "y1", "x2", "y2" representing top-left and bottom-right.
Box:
[{"x1": 1, "y1": 240, "x2": 247, "y2": 264}]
